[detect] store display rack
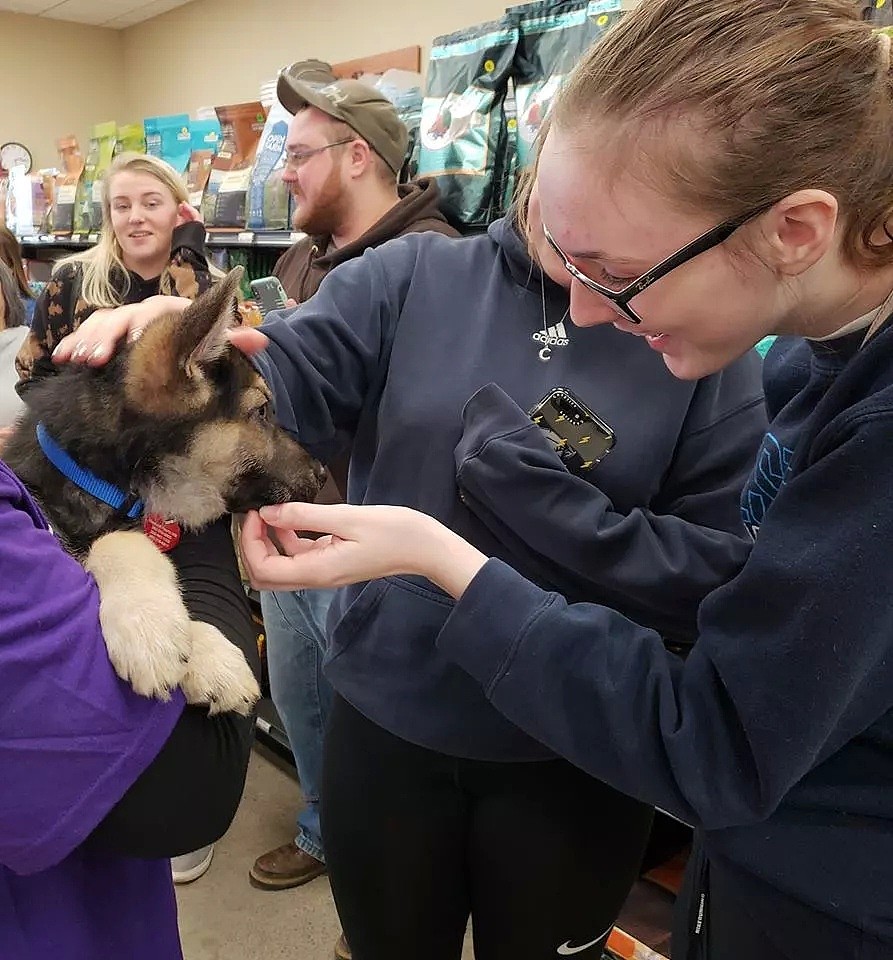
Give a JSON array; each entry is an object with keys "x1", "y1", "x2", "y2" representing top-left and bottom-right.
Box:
[{"x1": 18, "y1": 230, "x2": 306, "y2": 252}]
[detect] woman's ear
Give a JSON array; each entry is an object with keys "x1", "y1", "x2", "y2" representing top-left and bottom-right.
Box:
[{"x1": 760, "y1": 190, "x2": 839, "y2": 276}]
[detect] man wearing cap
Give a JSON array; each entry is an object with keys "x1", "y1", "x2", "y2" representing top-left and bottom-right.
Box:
[{"x1": 250, "y1": 65, "x2": 457, "y2": 918}]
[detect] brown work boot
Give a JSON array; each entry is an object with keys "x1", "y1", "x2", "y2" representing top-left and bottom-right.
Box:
[
  {"x1": 334, "y1": 933, "x2": 352, "y2": 960},
  {"x1": 249, "y1": 841, "x2": 326, "y2": 890}
]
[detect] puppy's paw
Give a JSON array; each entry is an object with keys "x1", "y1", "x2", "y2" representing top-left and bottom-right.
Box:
[
  {"x1": 84, "y1": 531, "x2": 192, "y2": 699},
  {"x1": 180, "y1": 621, "x2": 260, "y2": 717}
]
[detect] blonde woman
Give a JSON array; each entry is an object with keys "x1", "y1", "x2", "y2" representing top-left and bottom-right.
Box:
[{"x1": 15, "y1": 153, "x2": 211, "y2": 391}]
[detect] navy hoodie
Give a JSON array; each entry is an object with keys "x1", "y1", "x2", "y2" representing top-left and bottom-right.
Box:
[
  {"x1": 434, "y1": 321, "x2": 893, "y2": 940},
  {"x1": 257, "y1": 217, "x2": 766, "y2": 761}
]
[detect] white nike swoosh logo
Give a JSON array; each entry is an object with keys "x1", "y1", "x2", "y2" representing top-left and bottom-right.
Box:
[{"x1": 556, "y1": 938, "x2": 603, "y2": 956}]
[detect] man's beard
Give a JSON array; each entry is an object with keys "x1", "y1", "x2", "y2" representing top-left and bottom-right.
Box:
[{"x1": 291, "y1": 163, "x2": 348, "y2": 238}]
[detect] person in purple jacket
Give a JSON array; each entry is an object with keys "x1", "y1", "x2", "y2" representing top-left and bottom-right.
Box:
[{"x1": 0, "y1": 460, "x2": 257, "y2": 960}]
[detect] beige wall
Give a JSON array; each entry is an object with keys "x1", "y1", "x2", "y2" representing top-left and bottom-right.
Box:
[
  {"x1": 120, "y1": 0, "x2": 508, "y2": 121},
  {"x1": 0, "y1": 12, "x2": 124, "y2": 170}
]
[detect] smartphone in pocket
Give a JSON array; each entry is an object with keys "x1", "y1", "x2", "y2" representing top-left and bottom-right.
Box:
[
  {"x1": 528, "y1": 387, "x2": 616, "y2": 475},
  {"x1": 250, "y1": 276, "x2": 289, "y2": 318}
]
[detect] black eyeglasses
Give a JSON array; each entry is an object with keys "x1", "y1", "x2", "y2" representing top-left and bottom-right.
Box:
[
  {"x1": 284, "y1": 138, "x2": 355, "y2": 171},
  {"x1": 542, "y1": 202, "x2": 775, "y2": 325}
]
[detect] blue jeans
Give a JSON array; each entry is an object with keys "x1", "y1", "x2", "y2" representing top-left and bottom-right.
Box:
[{"x1": 260, "y1": 588, "x2": 336, "y2": 863}]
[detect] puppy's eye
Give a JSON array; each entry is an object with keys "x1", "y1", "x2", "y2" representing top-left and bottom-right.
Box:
[{"x1": 254, "y1": 402, "x2": 269, "y2": 421}]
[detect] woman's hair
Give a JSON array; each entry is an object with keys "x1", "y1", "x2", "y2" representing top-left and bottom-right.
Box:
[
  {"x1": 0, "y1": 226, "x2": 32, "y2": 300},
  {"x1": 512, "y1": 112, "x2": 553, "y2": 264},
  {"x1": 56, "y1": 152, "x2": 188, "y2": 307},
  {"x1": 0, "y1": 261, "x2": 26, "y2": 329},
  {"x1": 552, "y1": 0, "x2": 893, "y2": 269}
]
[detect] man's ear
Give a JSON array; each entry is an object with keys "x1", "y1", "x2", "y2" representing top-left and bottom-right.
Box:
[
  {"x1": 176, "y1": 266, "x2": 244, "y2": 374},
  {"x1": 348, "y1": 139, "x2": 375, "y2": 179}
]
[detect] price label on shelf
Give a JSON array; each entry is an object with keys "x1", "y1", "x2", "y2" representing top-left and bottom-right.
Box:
[
  {"x1": 237, "y1": 231, "x2": 254, "y2": 244},
  {"x1": 88, "y1": 233, "x2": 99, "y2": 243},
  {"x1": 72, "y1": 235, "x2": 82, "y2": 242},
  {"x1": 290, "y1": 231, "x2": 307, "y2": 243}
]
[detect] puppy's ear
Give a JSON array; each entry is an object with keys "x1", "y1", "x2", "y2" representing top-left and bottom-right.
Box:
[
  {"x1": 124, "y1": 267, "x2": 244, "y2": 416},
  {"x1": 176, "y1": 266, "x2": 244, "y2": 375}
]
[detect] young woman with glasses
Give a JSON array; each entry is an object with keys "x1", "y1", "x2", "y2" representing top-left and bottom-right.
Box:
[
  {"x1": 235, "y1": 2, "x2": 893, "y2": 957},
  {"x1": 57, "y1": 130, "x2": 767, "y2": 960}
]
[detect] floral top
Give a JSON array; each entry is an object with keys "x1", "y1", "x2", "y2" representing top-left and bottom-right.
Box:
[{"x1": 15, "y1": 222, "x2": 212, "y2": 393}]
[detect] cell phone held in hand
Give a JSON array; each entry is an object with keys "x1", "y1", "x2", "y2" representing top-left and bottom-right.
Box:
[
  {"x1": 528, "y1": 387, "x2": 616, "y2": 475},
  {"x1": 250, "y1": 276, "x2": 289, "y2": 318}
]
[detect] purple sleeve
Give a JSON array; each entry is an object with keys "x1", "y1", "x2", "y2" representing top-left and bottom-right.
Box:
[{"x1": 0, "y1": 463, "x2": 184, "y2": 876}]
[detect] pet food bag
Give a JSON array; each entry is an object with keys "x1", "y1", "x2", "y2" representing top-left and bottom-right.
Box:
[
  {"x1": 144, "y1": 114, "x2": 191, "y2": 175},
  {"x1": 246, "y1": 99, "x2": 290, "y2": 231},
  {"x1": 114, "y1": 123, "x2": 146, "y2": 157},
  {"x1": 186, "y1": 119, "x2": 222, "y2": 208},
  {"x1": 372, "y1": 69, "x2": 425, "y2": 181},
  {"x1": 73, "y1": 121, "x2": 116, "y2": 233},
  {"x1": 512, "y1": 0, "x2": 623, "y2": 169},
  {"x1": 418, "y1": 17, "x2": 519, "y2": 228},
  {"x1": 202, "y1": 102, "x2": 267, "y2": 228},
  {"x1": 53, "y1": 135, "x2": 84, "y2": 236}
]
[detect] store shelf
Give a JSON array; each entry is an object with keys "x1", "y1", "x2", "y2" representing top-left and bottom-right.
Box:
[{"x1": 17, "y1": 230, "x2": 306, "y2": 251}]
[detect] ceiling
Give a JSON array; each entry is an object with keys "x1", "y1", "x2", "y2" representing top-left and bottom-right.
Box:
[{"x1": 0, "y1": 0, "x2": 194, "y2": 28}]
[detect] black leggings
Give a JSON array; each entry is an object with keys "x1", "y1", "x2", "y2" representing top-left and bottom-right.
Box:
[{"x1": 321, "y1": 696, "x2": 654, "y2": 960}]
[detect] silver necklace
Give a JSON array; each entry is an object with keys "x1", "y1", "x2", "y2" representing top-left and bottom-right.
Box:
[{"x1": 538, "y1": 275, "x2": 571, "y2": 362}]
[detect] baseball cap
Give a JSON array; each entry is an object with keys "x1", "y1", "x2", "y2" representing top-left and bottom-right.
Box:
[{"x1": 276, "y1": 70, "x2": 409, "y2": 176}]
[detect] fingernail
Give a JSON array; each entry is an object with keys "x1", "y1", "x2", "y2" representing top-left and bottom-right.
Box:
[
  {"x1": 259, "y1": 505, "x2": 281, "y2": 521},
  {"x1": 72, "y1": 342, "x2": 87, "y2": 359},
  {"x1": 51, "y1": 343, "x2": 62, "y2": 357},
  {"x1": 89, "y1": 344, "x2": 106, "y2": 360},
  {"x1": 129, "y1": 326, "x2": 144, "y2": 343}
]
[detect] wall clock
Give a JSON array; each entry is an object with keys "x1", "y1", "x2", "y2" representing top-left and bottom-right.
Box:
[{"x1": 0, "y1": 142, "x2": 33, "y2": 174}]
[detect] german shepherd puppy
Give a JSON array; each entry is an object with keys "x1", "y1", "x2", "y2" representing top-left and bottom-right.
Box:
[{"x1": 4, "y1": 267, "x2": 324, "y2": 714}]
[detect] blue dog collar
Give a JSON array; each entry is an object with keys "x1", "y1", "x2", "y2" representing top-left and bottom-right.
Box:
[{"x1": 36, "y1": 422, "x2": 144, "y2": 520}]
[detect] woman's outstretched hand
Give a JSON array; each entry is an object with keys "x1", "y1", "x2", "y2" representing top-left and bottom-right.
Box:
[
  {"x1": 51, "y1": 298, "x2": 270, "y2": 367},
  {"x1": 239, "y1": 502, "x2": 488, "y2": 601},
  {"x1": 51, "y1": 296, "x2": 193, "y2": 365}
]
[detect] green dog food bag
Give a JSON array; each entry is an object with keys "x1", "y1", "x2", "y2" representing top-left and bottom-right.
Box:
[
  {"x1": 73, "y1": 121, "x2": 116, "y2": 233},
  {"x1": 114, "y1": 123, "x2": 146, "y2": 157},
  {"x1": 512, "y1": 0, "x2": 623, "y2": 170},
  {"x1": 418, "y1": 16, "x2": 519, "y2": 228}
]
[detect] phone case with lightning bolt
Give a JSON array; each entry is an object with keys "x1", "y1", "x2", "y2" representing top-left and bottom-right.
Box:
[{"x1": 528, "y1": 387, "x2": 616, "y2": 476}]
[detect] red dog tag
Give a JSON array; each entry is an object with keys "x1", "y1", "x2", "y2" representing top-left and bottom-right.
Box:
[{"x1": 143, "y1": 514, "x2": 181, "y2": 553}]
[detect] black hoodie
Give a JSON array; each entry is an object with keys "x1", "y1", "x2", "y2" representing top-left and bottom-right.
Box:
[
  {"x1": 256, "y1": 217, "x2": 767, "y2": 761},
  {"x1": 434, "y1": 306, "x2": 893, "y2": 945}
]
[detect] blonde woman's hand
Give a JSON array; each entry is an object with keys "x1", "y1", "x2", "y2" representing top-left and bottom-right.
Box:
[
  {"x1": 52, "y1": 296, "x2": 192, "y2": 366},
  {"x1": 239, "y1": 502, "x2": 488, "y2": 600},
  {"x1": 175, "y1": 202, "x2": 204, "y2": 227}
]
